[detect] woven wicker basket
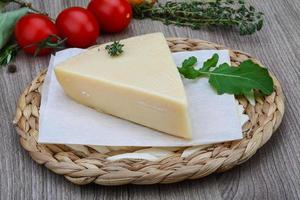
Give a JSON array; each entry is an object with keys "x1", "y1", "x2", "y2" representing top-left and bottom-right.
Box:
[{"x1": 13, "y1": 38, "x2": 284, "y2": 185}]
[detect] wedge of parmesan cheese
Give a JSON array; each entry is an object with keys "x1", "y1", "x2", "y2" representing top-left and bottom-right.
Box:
[{"x1": 55, "y1": 33, "x2": 191, "y2": 138}]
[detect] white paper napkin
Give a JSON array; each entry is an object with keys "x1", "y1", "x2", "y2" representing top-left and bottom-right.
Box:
[{"x1": 38, "y1": 49, "x2": 243, "y2": 146}]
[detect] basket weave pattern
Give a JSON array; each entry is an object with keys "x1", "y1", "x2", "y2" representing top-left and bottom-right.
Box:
[{"x1": 13, "y1": 38, "x2": 284, "y2": 185}]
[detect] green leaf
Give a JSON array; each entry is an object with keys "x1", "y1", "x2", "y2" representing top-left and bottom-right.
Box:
[
  {"x1": 208, "y1": 60, "x2": 274, "y2": 96},
  {"x1": 177, "y1": 56, "x2": 201, "y2": 79},
  {"x1": 182, "y1": 56, "x2": 197, "y2": 67},
  {"x1": 177, "y1": 55, "x2": 274, "y2": 96},
  {"x1": 0, "y1": 7, "x2": 28, "y2": 49},
  {"x1": 201, "y1": 53, "x2": 219, "y2": 72}
]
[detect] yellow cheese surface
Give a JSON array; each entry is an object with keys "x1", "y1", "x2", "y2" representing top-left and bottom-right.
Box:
[{"x1": 55, "y1": 33, "x2": 191, "y2": 138}]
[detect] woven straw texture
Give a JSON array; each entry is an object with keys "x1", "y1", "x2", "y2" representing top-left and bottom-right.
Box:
[{"x1": 13, "y1": 38, "x2": 284, "y2": 186}]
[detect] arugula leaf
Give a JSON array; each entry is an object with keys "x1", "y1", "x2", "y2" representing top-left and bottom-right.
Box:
[
  {"x1": 209, "y1": 61, "x2": 274, "y2": 95},
  {"x1": 177, "y1": 55, "x2": 274, "y2": 96},
  {"x1": 182, "y1": 56, "x2": 197, "y2": 67},
  {"x1": 177, "y1": 56, "x2": 201, "y2": 79},
  {"x1": 201, "y1": 53, "x2": 219, "y2": 72}
]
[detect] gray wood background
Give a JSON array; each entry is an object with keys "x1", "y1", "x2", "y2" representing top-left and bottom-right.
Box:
[{"x1": 1, "y1": 0, "x2": 299, "y2": 199}]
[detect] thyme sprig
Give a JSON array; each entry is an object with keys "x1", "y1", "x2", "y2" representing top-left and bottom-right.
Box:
[
  {"x1": 105, "y1": 41, "x2": 124, "y2": 57},
  {"x1": 133, "y1": 0, "x2": 264, "y2": 35}
]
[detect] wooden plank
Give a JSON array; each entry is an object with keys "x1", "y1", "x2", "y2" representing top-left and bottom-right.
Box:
[{"x1": 0, "y1": 0, "x2": 299, "y2": 199}]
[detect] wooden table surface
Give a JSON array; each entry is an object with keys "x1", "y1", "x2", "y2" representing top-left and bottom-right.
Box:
[{"x1": 1, "y1": 0, "x2": 299, "y2": 199}]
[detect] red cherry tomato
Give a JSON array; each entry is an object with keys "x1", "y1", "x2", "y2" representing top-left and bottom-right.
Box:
[
  {"x1": 56, "y1": 7, "x2": 99, "y2": 48},
  {"x1": 15, "y1": 14, "x2": 58, "y2": 56},
  {"x1": 87, "y1": 0, "x2": 132, "y2": 33}
]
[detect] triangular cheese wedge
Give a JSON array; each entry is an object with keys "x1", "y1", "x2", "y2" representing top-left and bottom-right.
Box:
[{"x1": 55, "y1": 33, "x2": 191, "y2": 138}]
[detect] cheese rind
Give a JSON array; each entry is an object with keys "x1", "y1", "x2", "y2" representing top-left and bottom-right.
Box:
[{"x1": 55, "y1": 33, "x2": 191, "y2": 138}]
